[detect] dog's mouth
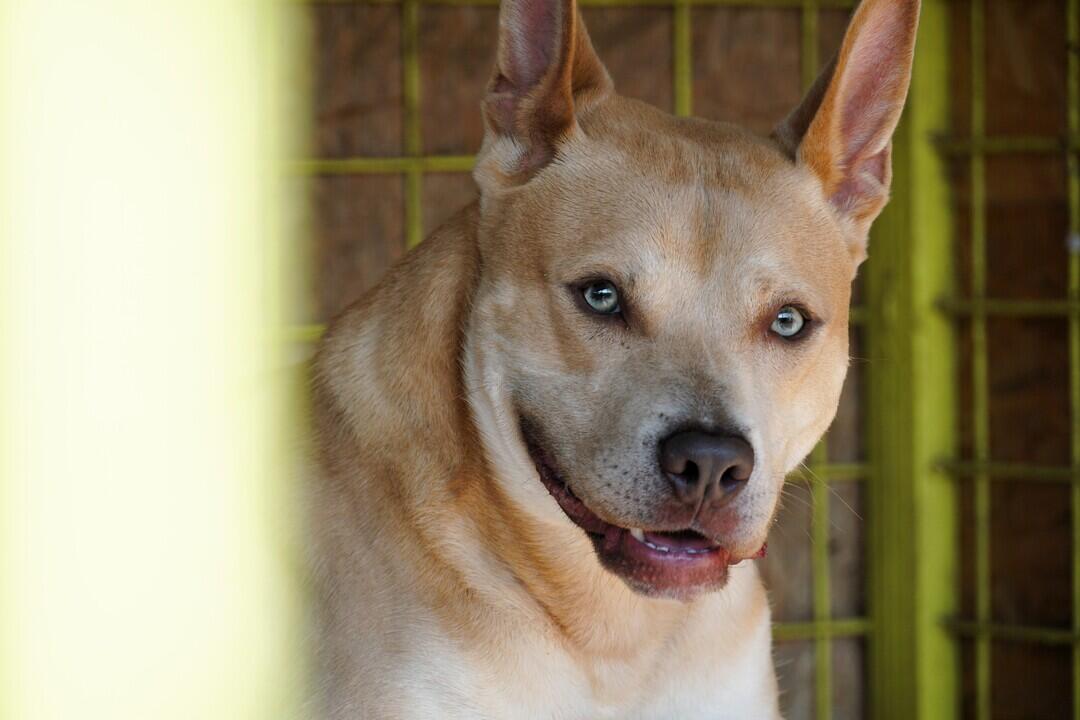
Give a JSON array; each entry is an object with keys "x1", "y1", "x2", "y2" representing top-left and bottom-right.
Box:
[{"x1": 522, "y1": 427, "x2": 764, "y2": 599}]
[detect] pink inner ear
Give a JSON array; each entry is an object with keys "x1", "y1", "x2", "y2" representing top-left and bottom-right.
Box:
[
  {"x1": 831, "y1": 147, "x2": 888, "y2": 213},
  {"x1": 836, "y1": 8, "x2": 912, "y2": 170},
  {"x1": 503, "y1": 0, "x2": 562, "y2": 91}
]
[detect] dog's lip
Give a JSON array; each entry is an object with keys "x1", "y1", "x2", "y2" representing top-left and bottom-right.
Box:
[
  {"x1": 548, "y1": 476, "x2": 724, "y2": 554},
  {"x1": 520, "y1": 426, "x2": 763, "y2": 595}
]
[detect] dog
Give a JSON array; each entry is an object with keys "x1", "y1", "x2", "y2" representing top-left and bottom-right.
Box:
[{"x1": 309, "y1": 0, "x2": 919, "y2": 716}]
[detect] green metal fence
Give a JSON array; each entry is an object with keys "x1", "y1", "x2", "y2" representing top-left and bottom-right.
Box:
[{"x1": 932, "y1": 0, "x2": 1080, "y2": 718}]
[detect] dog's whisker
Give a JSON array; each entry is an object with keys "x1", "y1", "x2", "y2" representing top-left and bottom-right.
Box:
[
  {"x1": 779, "y1": 485, "x2": 814, "y2": 513},
  {"x1": 796, "y1": 462, "x2": 864, "y2": 528},
  {"x1": 826, "y1": 485, "x2": 863, "y2": 523}
]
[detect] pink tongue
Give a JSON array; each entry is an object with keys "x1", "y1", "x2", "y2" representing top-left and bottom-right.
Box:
[{"x1": 643, "y1": 530, "x2": 717, "y2": 551}]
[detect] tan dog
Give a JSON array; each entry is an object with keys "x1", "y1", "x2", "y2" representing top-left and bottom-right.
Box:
[{"x1": 309, "y1": 0, "x2": 919, "y2": 716}]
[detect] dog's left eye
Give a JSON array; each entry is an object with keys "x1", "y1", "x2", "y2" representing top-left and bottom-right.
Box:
[
  {"x1": 770, "y1": 306, "x2": 807, "y2": 338},
  {"x1": 582, "y1": 281, "x2": 621, "y2": 315}
]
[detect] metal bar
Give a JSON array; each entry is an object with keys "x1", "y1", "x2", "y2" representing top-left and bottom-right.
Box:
[
  {"x1": 969, "y1": 2, "x2": 991, "y2": 717},
  {"x1": 938, "y1": 298, "x2": 1080, "y2": 318},
  {"x1": 866, "y1": 1, "x2": 958, "y2": 716},
  {"x1": 402, "y1": 0, "x2": 424, "y2": 248},
  {"x1": 293, "y1": 155, "x2": 476, "y2": 175},
  {"x1": 293, "y1": 140, "x2": 1080, "y2": 176},
  {"x1": 1066, "y1": 1, "x2": 1080, "y2": 717},
  {"x1": 773, "y1": 617, "x2": 873, "y2": 642},
  {"x1": 800, "y1": 0, "x2": 819, "y2": 97},
  {"x1": 937, "y1": 134, "x2": 1080, "y2": 156},
  {"x1": 940, "y1": 460, "x2": 1080, "y2": 483},
  {"x1": 947, "y1": 620, "x2": 1078, "y2": 647},
  {"x1": 673, "y1": 0, "x2": 692, "y2": 117},
  {"x1": 797, "y1": 4, "x2": 832, "y2": 713},
  {"x1": 810, "y1": 439, "x2": 833, "y2": 720},
  {"x1": 301, "y1": 0, "x2": 857, "y2": 7}
]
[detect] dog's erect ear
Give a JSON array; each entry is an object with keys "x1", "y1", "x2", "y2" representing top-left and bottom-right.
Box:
[
  {"x1": 476, "y1": 0, "x2": 612, "y2": 188},
  {"x1": 774, "y1": 0, "x2": 920, "y2": 258}
]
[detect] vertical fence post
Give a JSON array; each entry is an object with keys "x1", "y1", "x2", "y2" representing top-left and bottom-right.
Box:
[
  {"x1": 866, "y1": 1, "x2": 958, "y2": 718},
  {"x1": 1062, "y1": 1, "x2": 1080, "y2": 720},
  {"x1": 672, "y1": 0, "x2": 692, "y2": 118},
  {"x1": 797, "y1": 4, "x2": 837, "y2": 718},
  {"x1": 966, "y1": 1, "x2": 992, "y2": 717},
  {"x1": 1067, "y1": 4, "x2": 1080, "y2": 720},
  {"x1": 402, "y1": 0, "x2": 425, "y2": 249}
]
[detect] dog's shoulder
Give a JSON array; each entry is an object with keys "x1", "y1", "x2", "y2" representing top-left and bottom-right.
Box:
[{"x1": 312, "y1": 202, "x2": 482, "y2": 447}]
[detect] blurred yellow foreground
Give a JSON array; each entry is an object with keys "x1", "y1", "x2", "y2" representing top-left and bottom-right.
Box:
[{"x1": 1, "y1": 2, "x2": 306, "y2": 718}]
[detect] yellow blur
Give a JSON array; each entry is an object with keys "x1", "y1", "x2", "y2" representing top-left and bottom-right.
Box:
[{"x1": 1, "y1": 2, "x2": 307, "y2": 718}]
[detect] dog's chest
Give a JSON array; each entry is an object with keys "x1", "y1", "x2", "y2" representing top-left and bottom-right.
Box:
[
  {"x1": 454, "y1": 642, "x2": 777, "y2": 719},
  {"x1": 444, "y1": 591, "x2": 780, "y2": 719}
]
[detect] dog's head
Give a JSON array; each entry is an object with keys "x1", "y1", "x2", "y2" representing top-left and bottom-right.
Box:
[{"x1": 466, "y1": 0, "x2": 919, "y2": 600}]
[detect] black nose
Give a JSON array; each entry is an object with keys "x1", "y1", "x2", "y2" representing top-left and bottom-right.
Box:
[{"x1": 659, "y1": 430, "x2": 755, "y2": 508}]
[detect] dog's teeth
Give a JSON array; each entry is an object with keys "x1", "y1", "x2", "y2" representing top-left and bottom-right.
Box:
[{"x1": 629, "y1": 527, "x2": 645, "y2": 542}]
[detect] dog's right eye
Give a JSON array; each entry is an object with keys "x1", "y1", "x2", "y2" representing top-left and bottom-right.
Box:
[
  {"x1": 770, "y1": 305, "x2": 807, "y2": 339},
  {"x1": 581, "y1": 280, "x2": 621, "y2": 315}
]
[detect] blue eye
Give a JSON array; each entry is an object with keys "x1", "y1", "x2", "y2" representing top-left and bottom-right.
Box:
[
  {"x1": 770, "y1": 306, "x2": 806, "y2": 338},
  {"x1": 582, "y1": 281, "x2": 620, "y2": 315}
]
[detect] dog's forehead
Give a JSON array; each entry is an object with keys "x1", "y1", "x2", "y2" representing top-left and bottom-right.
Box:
[
  {"x1": 573, "y1": 96, "x2": 804, "y2": 189},
  {"x1": 541, "y1": 122, "x2": 847, "y2": 286}
]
